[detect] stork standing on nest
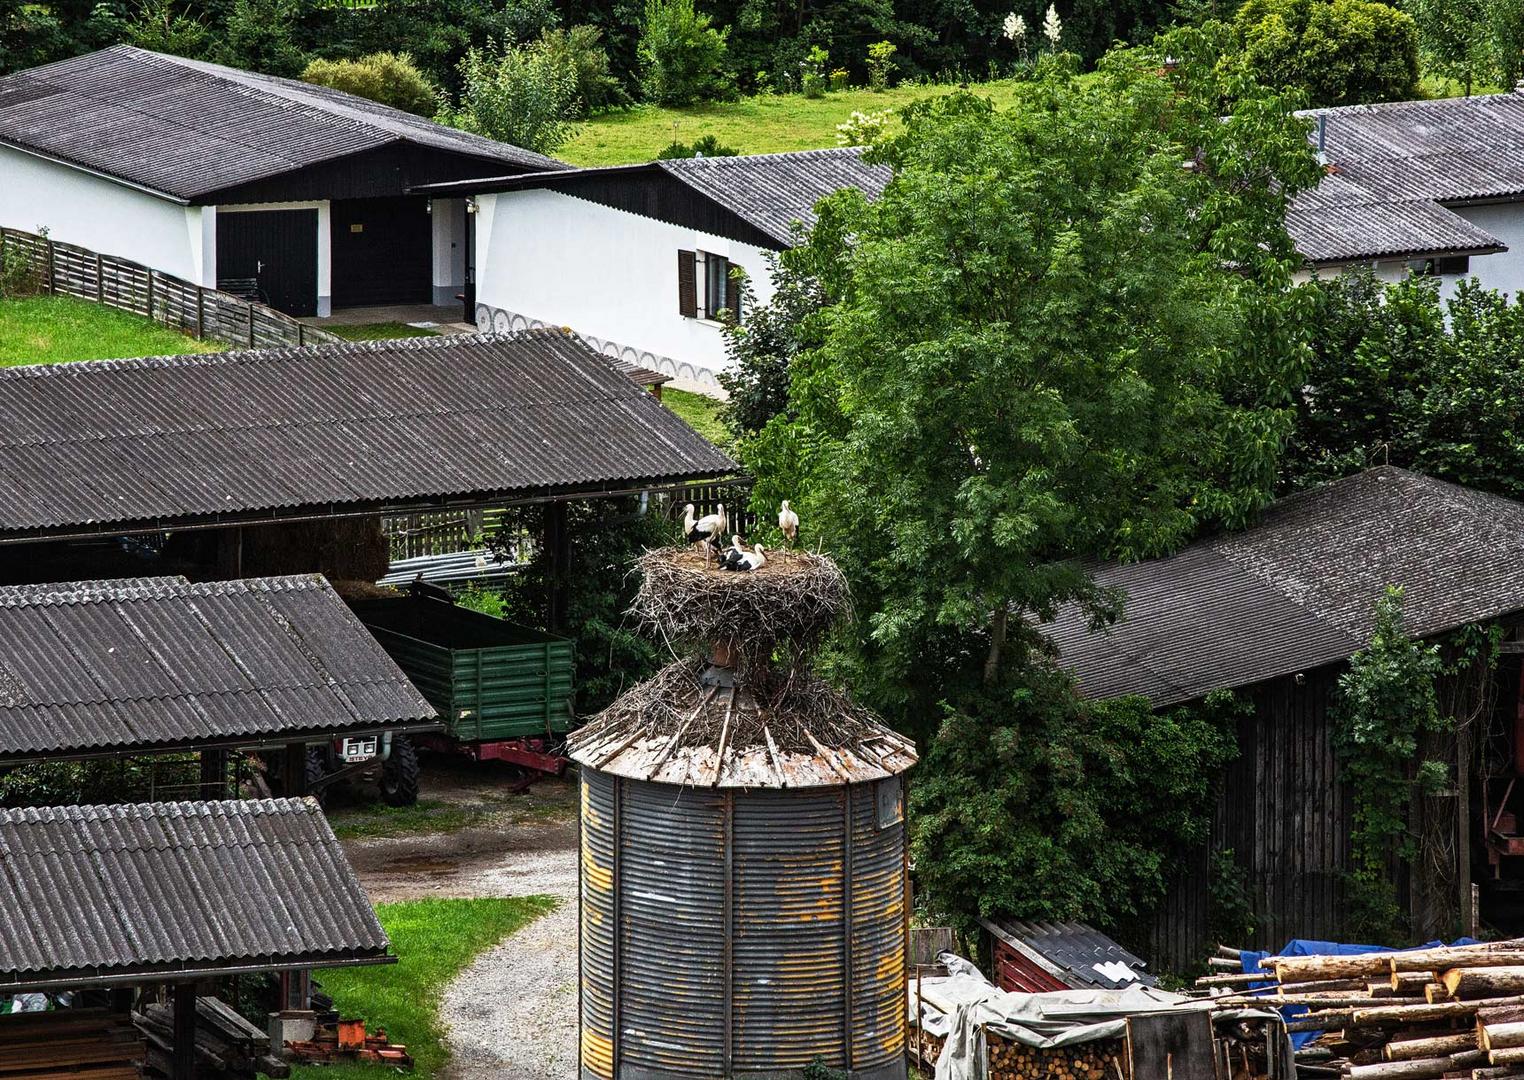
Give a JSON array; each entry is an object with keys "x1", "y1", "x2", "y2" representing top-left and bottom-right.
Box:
[
  {"x1": 683, "y1": 502, "x2": 728, "y2": 566},
  {"x1": 778, "y1": 500, "x2": 799, "y2": 561}
]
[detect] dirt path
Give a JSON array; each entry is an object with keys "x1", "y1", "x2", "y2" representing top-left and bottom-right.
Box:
[{"x1": 338, "y1": 759, "x2": 580, "y2": 1080}]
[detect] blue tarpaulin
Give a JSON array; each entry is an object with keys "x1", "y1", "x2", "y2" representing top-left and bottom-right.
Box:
[{"x1": 1239, "y1": 938, "x2": 1478, "y2": 1048}]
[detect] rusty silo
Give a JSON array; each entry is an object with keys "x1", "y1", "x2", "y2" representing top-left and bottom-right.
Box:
[{"x1": 568, "y1": 546, "x2": 918, "y2": 1080}]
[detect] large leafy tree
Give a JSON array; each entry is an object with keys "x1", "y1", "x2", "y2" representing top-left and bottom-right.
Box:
[
  {"x1": 1402, "y1": 0, "x2": 1524, "y2": 96},
  {"x1": 1233, "y1": 0, "x2": 1421, "y2": 107}
]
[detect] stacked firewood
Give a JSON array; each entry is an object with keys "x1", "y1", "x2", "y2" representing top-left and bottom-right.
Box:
[
  {"x1": 985, "y1": 1032, "x2": 1125, "y2": 1080},
  {"x1": 135, "y1": 995, "x2": 289, "y2": 1079},
  {"x1": 1197, "y1": 939, "x2": 1524, "y2": 1078}
]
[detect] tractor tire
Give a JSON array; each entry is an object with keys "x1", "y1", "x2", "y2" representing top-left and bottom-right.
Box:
[
  {"x1": 304, "y1": 746, "x2": 329, "y2": 806},
  {"x1": 380, "y1": 736, "x2": 420, "y2": 807}
]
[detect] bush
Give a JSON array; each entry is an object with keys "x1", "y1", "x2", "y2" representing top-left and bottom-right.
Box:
[
  {"x1": 0, "y1": 230, "x2": 46, "y2": 298},
  {"x1": 537, "y1": 24, "x2": 627, "y2": 114},
  {"x1": 657, "y1": 133, "x2": 739, "y2": 158},
  {"x1": 440, "y1": 38, "x2": 580, "y2": 154},
  {"x1": 800, "y1": 43, "x2": 829, "y2": 98},
  {"x1": 125, "y1": 0, "x2": 208, "y2": 58},
  {"x1": 302, "y1": 52, "x2": 439, "y2": 116},
  {"x1": 1233, "y1": 0, "x2": 1420, "y2": 107},
  {"x1": 866, "y1": 39, "x2": 895, "y2": 90},
  {"x1": 638, "y1": 0, "x2": 733, "y2": 106},
  {"x1": 216, "y1": 0, "x2": 308, "y2": 78}
]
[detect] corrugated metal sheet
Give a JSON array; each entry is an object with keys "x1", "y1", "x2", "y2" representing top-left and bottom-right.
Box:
[
  {"x1": 983, "y1": 920, "x2": 1156, "y2": 991},
  {"x1": 0, "y1": 46, "x2": 556, "y2": 202},
  {"x1": 0, "y1": 574, "x2": 435, "y2": 759},
  {"x1": 0, "y1": 797, "x2": 389, "y2": 987},
  {"x1": 1044, "y1": 467, "x2": 1524, "y2": 708},
  {"x1": 579, "y1": 772, "x2": 908, "y2": 1079},
  {"x1": 0, "y1": 330, "x2": 737, "y2": 541}
]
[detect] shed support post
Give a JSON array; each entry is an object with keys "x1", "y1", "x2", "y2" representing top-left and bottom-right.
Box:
[
  {"x1": 200, "y1": 746, "x2": 228, "y2": 798},
  {"x1": 283, "y1": 742, "x2": 307, "y2": 797},
  {"x1": 172, "y1": 982, "x2": 197, "y2": 1080},
  {"x1": 196, "y1": 287, "x2": 205, "y2": 339},
  {"x1": 215, "y1": 526, "x2": 243, "y2": 580},
  {"x1": 279, "y1": 968, "x2": 312, "y2": 1013},
  {"x1": 544, "y1": 501, "x2": 570, "y2": 632},
  {"x1": 1459, "y1": 715, "x2": 1474, "y2": 936}
]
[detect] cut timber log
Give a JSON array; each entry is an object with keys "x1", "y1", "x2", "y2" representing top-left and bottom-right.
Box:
[
  {"x1": 1385, "y1": 1034, "x2": 1478, "y2": 1060},
  {"x1": 1349, "y1": 1050, "x2": 1486, "y2": 1078},
  {"x1": 1351, "y1": 1000, "x2": 1511, "y2": 1026},
  {"x1": 1393, "y1": 972, "x2": 1439, "y2": 993},
  {"x1": 1484, "y1": 1023, "x2": 1524, "y2": 1051},
  {"x1": 1265, "y1": 942, "x2": 1524, "y2": 983},
  {"x1": 1495, "y1": 1048, "x2": 1524, "y2": 1066},
  {"x1": 1448, "y1": 970, "x2": 1524, "y2": 1000}
]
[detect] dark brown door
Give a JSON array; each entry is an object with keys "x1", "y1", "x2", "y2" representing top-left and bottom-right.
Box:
[
  {"x1": 215, "y1": 208, "x2": 319, "y2": 317},
  {"x1": 331, "y1": 196, "x2": 432, "y2": 308}
]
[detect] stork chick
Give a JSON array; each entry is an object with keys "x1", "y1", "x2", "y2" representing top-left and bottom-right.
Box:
[
  {"x1": 730, "y1": 543, "x2": 766, "y2": 573},
  {"x1": 720, "y1": 534, "x2": 748, "y2": 570}
]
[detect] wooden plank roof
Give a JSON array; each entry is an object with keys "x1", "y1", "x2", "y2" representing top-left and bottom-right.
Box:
[
  {"x1": 0, "y1": 330, "x2": 738, "y2": 542},
  {"x1": 0, "y1": 798, "x2": 390, "y2": 990},
  {"x1": 0, "y1": 574, "x2": 437, "y2": 761},
  {"x1": 0, "y1": 45, "x2": 558, "y2": 202},
  {"x1": 1044, "y1": 467, "x2": 1524, "y2": 707}
]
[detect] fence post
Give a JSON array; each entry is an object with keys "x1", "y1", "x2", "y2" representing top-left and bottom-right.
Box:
[
  {"x1": 195, "y1": 287, "x2": 205, "y2": 340},
  {"x1": 145, "y1": 269, "x2": 154, "y2": 322},
  {"x1": 45, "y1": 240, "x2": 54, "y2": 295},
  {"x1": 248, "y1": 302, "x2": 255, "y2": 348},
  {"x1": 95, "y1": 252, "x2": 103, "y2": 302}
]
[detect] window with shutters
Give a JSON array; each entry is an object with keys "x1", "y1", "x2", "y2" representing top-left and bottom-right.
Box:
[{"x1": 680, "y1": 250, "x2": 743, "y2": 324}]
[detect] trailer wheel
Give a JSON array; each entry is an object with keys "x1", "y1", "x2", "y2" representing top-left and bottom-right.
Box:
[
  {"x1": 305, "y1": 746, "x2": 330, "y2": 806},
  {"x1": 380, "y1": 736, "x2": 420, "y2": 807}
]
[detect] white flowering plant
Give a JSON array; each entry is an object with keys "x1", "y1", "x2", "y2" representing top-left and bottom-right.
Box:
[
  {"x1": 1042, "y1": 4, "x2": 1062, "y2": 50},
  {"x1": 836, "y1": 108, "x2": 893, "y2": 147}
]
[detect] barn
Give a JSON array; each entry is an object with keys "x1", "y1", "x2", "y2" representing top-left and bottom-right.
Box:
[
  {"x1": 0, "y1": 45, "x2": 558, "y2": 318},
  {"x1": 1043, "y1": 467, "x2": 1524, "y2": 969}
]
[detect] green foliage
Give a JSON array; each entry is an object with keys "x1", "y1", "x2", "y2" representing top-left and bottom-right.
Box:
[
  {"x1": 866, "y1": 39, "x2": 896, "y2": 90},
  {"x1": 802, "y1": 1058, "x2": 848, "y2": 1080},
  {"x1": 455, "y1": 582, "x2": 508, "y2": 619},
  {"x1": 656, "y1": 132, "x2": 740, "y2": 157},
  {"x1": 718, "y1": 258, "x2": 822, "y2": 439},
  {"x1": 0, "y1": 754, "x2": 201, "y2": 806},
  {"x1": 302, "y1": 51, "x2": 439, "y2": 115},
  {"x1": 1286, "y1": 269, "x2": 1524, "y2": 499},
  {"x1": 1233, "y1": 0, "x2": 1421, "y2": 107},
  {"x1": 538, "y1": 24, "x2": 628, "y2": 113},
  {"x1": 0, "y1": 235, "x2": 45, "y2": 299},
  {"x1": 909, "y1": 673, "x2": 1241, "y2": 931},
  {"x1": 440, "y1": 37, "x2": 581, "y2": 153},
  {"x1": 801, "y1": 43, "x2": 830, "y2": 97},
  {"x1": 1332, "y1": 586, "x2": 1447, "y2": 943},
  {"x1": 638, "y1": 0, "x2": 733, "y2": 106},
  {"x1": 216, "y1": 0, "x2": 308, "y2": 77},
  {"x1": 1403, "y1": 0, "x2": 1524, "y2": 94},
  {"x1": 124, "y1": 0, "x2": 209, "y2": 57},
  {"x1": 1208, "y1": 848, "x2": 1257, "y2": 946}
]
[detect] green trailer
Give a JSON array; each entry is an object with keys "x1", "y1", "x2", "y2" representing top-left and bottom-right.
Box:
[{"x1": 351, "y1": 594, "x2": 575, "y2": 772}]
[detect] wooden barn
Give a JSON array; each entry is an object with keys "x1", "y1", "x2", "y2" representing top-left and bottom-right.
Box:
[
  {"x1": 1044, "y1": 467, "x2": 1524, "y2": 970},
  {"x1": 0, "y1": 46, "x2": 559, "y2": 318}
]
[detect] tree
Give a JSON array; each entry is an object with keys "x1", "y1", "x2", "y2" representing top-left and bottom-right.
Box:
[
  {"x1": 1403, "y1": 0, "x2": 1524, "y2": 95},
  {"x1": 718, "y1": 259, "x2": 822, "y2": 439},
  {"x1": 302, "y1": 52, "x2": 439, "y2": 114},
  {"x1": 637, "y1": 0, "x2": 732, "y2": 105},
  {"x1": 125, "y1": 0, "x2": 209, "y2": 57},
  {"x1": 440, "y1": 37, "x2": 580, "y2": 154},
  {"x1": 537, "y1": 24, "x2": 628, "y2": 113},
  {"x1": 1233, "y1": 0, "x2": 1421, "y2": 107},
  {"x1": 216, "y1": 0, "x2": 308, "y2": 77}
]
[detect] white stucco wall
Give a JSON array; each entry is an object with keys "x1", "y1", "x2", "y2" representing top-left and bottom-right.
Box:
[
  {"x1": 473, "y1": 189, "x2": 779, "y2": 392},
  {"x1": 0, "y1": 144, "x2": 211, "y2": 284}
]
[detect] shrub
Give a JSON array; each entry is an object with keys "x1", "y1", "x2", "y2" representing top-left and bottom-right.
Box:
[
  {"x1": 638, "y1": 0, "x2": 733, "y2": 106},
  {"x1": 800, "y1": 44, "x2": 829, "y2": 97},
  {"x1": 440, "y1": 38, "x2": 580, "y2": 154},
  {"x1": 0, "y1": 229, "x2": 46, "y2": 298},
  {"x1": 866, "y1": 39, "x2": 896, "y2": 90},
  {"x1": 302, "y1": 52, "x2": 439, "y2": 116},
  {"x1": 216, "y1": 0, "x2": 307, "y2": 78},
  {"x1": 537, "y1": 24, "x2": 627, "y2": 114},
  {"x1": 125, "y1": 0, "x2": 208, "y2": 59},
  {"x1": 829, "y1": 67, "x2": 849, "y2": 90},
  {"x1": 657, "y1": 133, "x2": 739, "y2": 158},
  {"x1": 1233, "y1": 0, "x2": 1420, "y2": 107}
]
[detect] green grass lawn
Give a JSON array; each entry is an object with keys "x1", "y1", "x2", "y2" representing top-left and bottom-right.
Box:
[
  {"x1": 324, "y1": 321, "x2": 441, "y2": 341},
  {"x1": 292, "y1": 896, "x2": 555, "y2": 1080},
  {"x1": 0, "y1": 295, "x2": 220, "y2": 366},
  {"x1": 561, "y1": 80, "x2": 1023, "y2": 166},
  {"x1": 663, "y1": 387, "x2": 729, "y2": 447}
]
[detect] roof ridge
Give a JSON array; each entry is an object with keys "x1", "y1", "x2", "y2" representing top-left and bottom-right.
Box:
[
  {"x1": 0, "y1": 797, "x2": 317, "y2": 824},
  {"x1": 0, "y1": 573, "x2": 328, "y2": 607}
]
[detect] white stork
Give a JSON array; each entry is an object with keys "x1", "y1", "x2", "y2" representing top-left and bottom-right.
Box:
[
  {"x1": 777, "y1": 500, "x2": 799, "y2": 552},
  {"x1": 727, "y1": 543, "x2": 767, "y2": 573},
  {"x1": 720, "y1": 534, "x2": 748, "y2": 570},
  {"x1": 684, "y1": 503, "x2": 728, "y2": 564}
]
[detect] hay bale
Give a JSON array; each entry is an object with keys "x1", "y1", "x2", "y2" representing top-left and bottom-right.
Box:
[{"x1": 630, "y1": 547, "x2": 850, "y2": 658}]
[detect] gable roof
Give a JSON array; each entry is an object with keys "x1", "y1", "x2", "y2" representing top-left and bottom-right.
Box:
[
  {"x1": 0, "y1": 330, "x2": 737, "y2": 542},
  {"x1": 0, "y1": 46, "x2": 557, "y2": 202},
  {"x1": 414, "y1": 146, "x2": 892, "y2": 248},
  {"x1": 0, "y1": 574, "x2": 436, "y2": 761},
  {"x1": 1043, "y1": 467, "x2": 1524, "y2": 707},
  {"x1": 1290, "y1": 92, "x2": 1524, "y2": 265},
  {"x1": 0, "y1": 798, "x2": 390, "y2": 990}
]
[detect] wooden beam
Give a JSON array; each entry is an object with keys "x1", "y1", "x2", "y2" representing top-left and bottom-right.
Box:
[{"x1": 171, "y1": 984, "x2": 196, "y2": 1080}]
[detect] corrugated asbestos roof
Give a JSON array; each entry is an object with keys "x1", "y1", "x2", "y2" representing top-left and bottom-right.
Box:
[
  {"x1": 983, "y1": 919, "x2": 1157, "y2": 991},
  {"x1": 0, "y1": 798, "x2": 389, "y2": 988},
  {"x1": 0, "y1": 45, "x2": 557, "y2": 201},
  {"x1": 1044, "y1": 467, "x2": 1524, "y2": 707},
  {"x1": 1290, "y1": 92, "x2": 1524, "y2": 263},
  {"x1": 0, "y1": 330, "x2": 737, "y2": 540},
  {"x1": 0, "y1": 574, "x2": 436, "y2": 760}
]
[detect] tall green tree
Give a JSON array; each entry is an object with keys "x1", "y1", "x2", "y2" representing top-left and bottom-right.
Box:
[
  {"x1": 1233, "y1": 0, "x2": 1421, "y2": 107},
  {"x1": 1402, "y1": 0, "x2": 1524, "y2": 95}
]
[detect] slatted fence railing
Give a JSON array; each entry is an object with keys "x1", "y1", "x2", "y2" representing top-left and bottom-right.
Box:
[{"x1": 0, "y1": 226, "x2": 340, "y2": 350}]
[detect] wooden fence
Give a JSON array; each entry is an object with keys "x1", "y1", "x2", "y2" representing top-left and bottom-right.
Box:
[{"x1": 0, "y1": 226, "x2": 339, "y2": 350}]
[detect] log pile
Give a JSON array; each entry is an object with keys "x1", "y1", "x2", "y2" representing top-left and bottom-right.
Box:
[
  {"x1": 913, "y1": 1028, "x2": 1129, "y2": 1080},
  {"x1": 286, "y1": 1018, "x2": 412, "y2": 1068},
  {"x1": 0, "y1": 1009, "x2": 143, "y2": 1080},
  {"x1": 135, "y1": 995, "x2": 289, "y2": 1079},
  {"x1": 1198, "y1": 939, "x2": 1524, "y2": 1077}
]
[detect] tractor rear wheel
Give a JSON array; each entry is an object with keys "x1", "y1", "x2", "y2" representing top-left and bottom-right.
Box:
[
  {"x1": 304, "y1": 746, "x2": 329, "y2": 807},
  {"x1": 380, "y1": 735, "x2": 420, "y2": 807}
]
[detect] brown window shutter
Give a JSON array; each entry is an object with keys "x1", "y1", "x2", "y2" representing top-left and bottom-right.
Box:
[
  {"x1": 678, "y1": 250, "x2": 697, "y2": 318},
  {"x1": 727, "y1": 265, "x2": 742, "y2": 322}
]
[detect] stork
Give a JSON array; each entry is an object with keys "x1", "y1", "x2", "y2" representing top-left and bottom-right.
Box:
[
  {"x1": 719, "y1": 534, "x2": 748, "y2": 570},
  {"x1": 727, "y1": 543, "x2": 766, "y2": 573},
  {"x1": 777, "y1": 500, "x2": 799, "y2": 557},
  {"x1": 684, "y1": 503, "x2": 728, "y2": 565}
]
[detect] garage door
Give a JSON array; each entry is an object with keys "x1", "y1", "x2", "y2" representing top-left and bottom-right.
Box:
[
  {"x1": 216, "y1": 208, "x2": 319, "y2": 317},
  {"x1": 331, "y1": 197, "x2": 432, "y2": 308}
]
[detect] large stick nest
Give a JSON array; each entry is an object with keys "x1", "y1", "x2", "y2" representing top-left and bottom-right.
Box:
[{"x1": 630, "y1": 546, "x2": 852, "y2": 656}]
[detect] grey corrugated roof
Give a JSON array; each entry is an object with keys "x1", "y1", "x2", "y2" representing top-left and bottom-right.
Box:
[
  {"x1": 1291, "y1": 92, "x2": 1524, "y2": 263},
  {"x1": 1044, "y1": 467, "x2": 1524, "y2": 707},
  {"x1": 0, "y1": 798, "x2": 389, "y2": 989},
  {"x1": 0, "y1": 574, "x2": 436, "y2": 760},
  {"x1": 0, "y1": 45, "x2": 557, "y2": 201},
  {"x1": 0, "y1": 330, "x2": 737, "y2": 540},
  {"x1": 987, "y1": 919, "x2": 1157, "y2": 990}
]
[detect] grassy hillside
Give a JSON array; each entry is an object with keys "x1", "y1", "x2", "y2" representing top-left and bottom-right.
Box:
[
  {"x1": 0, "y1": 295, "x2": 220, "y2": 366},
  {"x1": 560, "y1": 80, "x2": 1023, "y2": 167}
]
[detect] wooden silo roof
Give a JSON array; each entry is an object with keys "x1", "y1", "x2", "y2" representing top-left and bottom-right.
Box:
[{"x1": 0, "y1": 330, "x2": 738, "y2": 542}]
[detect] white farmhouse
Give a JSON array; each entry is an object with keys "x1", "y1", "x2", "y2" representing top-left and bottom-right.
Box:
[
  {"x1": 1288, "y1": 91, "x2": 1524, "y2": 297},
  {"x1": 419, "y1": 148, "x2": 891, "y2": 393},
  {"x1": 0, "y1": 46, "x2": 556, "y2": 318}
]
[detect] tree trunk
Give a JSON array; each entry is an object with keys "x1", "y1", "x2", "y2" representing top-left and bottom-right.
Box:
[
  {"x1": 1446, "y1": 968, "x2": 1524, "y2": 1000},
  {"x1": 1484, "y1": 1023, "x2": 1524, "y2": 1051},
  {"x1": 984, "y1": 604, "x2": 1008, "y2": 686},
  {"x1": 1386, "y1": 1033, "x2": 1477, "y2": 1060}
]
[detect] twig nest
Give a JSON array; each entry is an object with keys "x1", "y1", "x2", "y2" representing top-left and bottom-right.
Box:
[
  {"x1": 568, "y1": 657, "x2": 917, "y2": 788},
  {"x1": 631, "y1": 546, "x2": 852, "y2": 654}
]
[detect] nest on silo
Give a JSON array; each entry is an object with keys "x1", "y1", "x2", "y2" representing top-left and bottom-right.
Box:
[
  {"x1": 630, "y1": 546, "x2": 852, "y2": 657},
  {"x1": 568, "y1": 655, "x2": 918, "y2": 787}
]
